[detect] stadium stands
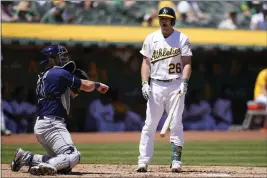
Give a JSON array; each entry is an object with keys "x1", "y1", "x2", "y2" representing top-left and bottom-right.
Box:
[
  {"x1": 1, "y1": 1, "x2": 266, "y2": 30},
  {"x1": 1, "y1": 1, "x2": 266, "y2": 134}
]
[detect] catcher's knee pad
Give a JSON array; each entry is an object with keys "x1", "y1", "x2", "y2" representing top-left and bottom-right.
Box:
[
  {"x1": 47, "y1": 150, "x2": 81, "y2": 171},
  {"x1": 63, "y1": 145, "x2": 81, "y2": 168},
  {"x1": 69, "y1": 151, "x2": 81, "y2": 168}
]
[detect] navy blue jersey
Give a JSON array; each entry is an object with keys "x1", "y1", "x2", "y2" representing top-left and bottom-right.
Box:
[{"x1": 36, "y1": 67, "x2": 81, "y2": 118}]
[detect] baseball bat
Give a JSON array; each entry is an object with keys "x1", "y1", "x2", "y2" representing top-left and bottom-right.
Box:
[{"x1": 160, "y1": 93, "x2": 182, "y2": 137}]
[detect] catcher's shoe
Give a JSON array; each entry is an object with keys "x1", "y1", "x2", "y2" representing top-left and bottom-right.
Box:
[
  {"x1": 29, "y1": 163, "x2": 57, "y2": 176},
  {"x1": 11, "y1": 148, "x2": 25, "y2": 172},
  {"x1": 171, "y1": 161, "x2": 182, "y2": 172},
  {"x1": 136, "y1": 163, "x2": 148, "y2": 172}
]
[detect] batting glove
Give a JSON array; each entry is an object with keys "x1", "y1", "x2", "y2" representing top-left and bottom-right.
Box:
[
  {"x1": 142, "y1": 81, "x2": 151, "y2": 100},
  {"x1": 178, "y1": 79, "x2": 189, "y2": 95}
]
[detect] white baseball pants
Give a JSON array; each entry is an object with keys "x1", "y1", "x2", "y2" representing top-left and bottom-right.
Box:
[{"x1": 138, "y1": 79, "x2": 185, "y2": 165}]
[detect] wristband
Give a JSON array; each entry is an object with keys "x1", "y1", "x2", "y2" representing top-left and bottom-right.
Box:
[
  {"x1": 94, "y1": 82, "x2": 100, "y2": 90},
  {"x1": 142, "y1": 81, "x2": 148, "y2": 86},
  {"x1": 182, "y1": 78, "x2": 189, "y2": 84}
]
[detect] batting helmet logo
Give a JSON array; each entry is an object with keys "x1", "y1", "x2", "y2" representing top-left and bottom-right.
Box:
[{"x1": 163, "y1": 9, "x2": 167, "y2": 14}]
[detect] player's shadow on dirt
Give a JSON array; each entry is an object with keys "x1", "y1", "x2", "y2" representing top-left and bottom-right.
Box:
[
  {"x1": 64, "y1": 172, "x2": 115, "y2": 175},
  {"x1": 180, "y1": 170, "x2": 225, "y2": 173},
  {"x1": 138, "y1": 170, "x2": 222, "y2": 173}
]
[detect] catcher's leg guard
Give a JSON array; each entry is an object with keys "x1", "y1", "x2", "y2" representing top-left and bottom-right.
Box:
[{"x1": 47, "y1": 149, "x2": 81, "y2": 172}]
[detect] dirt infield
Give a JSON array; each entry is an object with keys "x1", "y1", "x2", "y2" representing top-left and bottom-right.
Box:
[
  {"x1": 2, "y1": 164, "x2": 267, "y2": 178},
  {"x1": 2, "y1": 131, "x2": 267, "y2": 177}
]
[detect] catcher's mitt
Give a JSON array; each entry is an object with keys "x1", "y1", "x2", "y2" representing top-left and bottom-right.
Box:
[
  {"x1": 73, "y1": 68, "x2": 89, "y2": 80},
  {"x1": 71, "y1": 69, "x2": 89, "y2": 97}
]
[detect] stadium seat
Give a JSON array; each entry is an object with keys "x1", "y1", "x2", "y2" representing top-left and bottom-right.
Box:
[{"x1": 229, "y1": 101, "x2": 267, "y2": 130}]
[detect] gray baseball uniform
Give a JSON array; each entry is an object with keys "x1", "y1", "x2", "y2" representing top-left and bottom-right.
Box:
[{"x1": 17, "y1": 64, "x2": 82, "y2": 172}]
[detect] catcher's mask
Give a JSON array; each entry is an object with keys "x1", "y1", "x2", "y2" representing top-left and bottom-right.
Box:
[
  {"x1": 158, "y1": 7, "x2": 176, "y2": 26},
  {"x1": 40, "y1": 45, "x2": 70, "y2": 66}
]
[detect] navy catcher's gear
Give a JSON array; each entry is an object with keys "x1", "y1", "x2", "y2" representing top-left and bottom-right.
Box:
[
  {"x1": 158, "y1": 7, "x2": 176, "y2": 26},
  {"x1": 36, "y1": 67, "x2": 81, "y2": 117},
  {"x1": 40, "y1": 45, "x2": 69, "y2": 66},
  {"x1": 12, "y1": 45, "x2": 83, "y2": 176},
  {"x1": 62, "y1": 61, "x2": 76, "y2": 74}
]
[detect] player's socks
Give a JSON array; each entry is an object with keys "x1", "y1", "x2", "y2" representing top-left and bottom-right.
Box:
[
  {"x1": 170, "y1": 142, "x2": 182, "y2": 172},
  {"x1": 171, "y1": 142, "x2": 182, "y2": 162}
]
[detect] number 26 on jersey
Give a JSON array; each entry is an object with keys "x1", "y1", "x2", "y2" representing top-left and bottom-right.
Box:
[{"x1": 169, "y1": 62, "x2": 181, "y2": 74}]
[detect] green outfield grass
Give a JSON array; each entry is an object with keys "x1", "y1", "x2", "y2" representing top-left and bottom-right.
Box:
[{"x1": 2, "y1": 140, "x2": 266, "y2": 167}]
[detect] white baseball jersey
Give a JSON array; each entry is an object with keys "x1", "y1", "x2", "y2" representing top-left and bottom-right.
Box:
[{"x1": 140, "y1": 29, "x2": 192, "y2": 80}]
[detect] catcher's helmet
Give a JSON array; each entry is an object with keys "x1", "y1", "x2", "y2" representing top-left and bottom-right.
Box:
[
  {"x1": 158, "y1": 7, "x2": 176, "y2": 26},
  {"x1": 40, "y1": 45, "x2": 69, "y2": 66}
]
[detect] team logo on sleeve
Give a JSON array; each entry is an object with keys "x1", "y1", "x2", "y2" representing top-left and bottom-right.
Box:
[
  {"x1": 151, "y1": 47, "x2": 181, "y2": 64},
  {"x1": 143, "y1": 44, "x2": 147, "y2": 50},
  {"x1": 185, "y1": 40, "x2": 191, "y2": 48}
]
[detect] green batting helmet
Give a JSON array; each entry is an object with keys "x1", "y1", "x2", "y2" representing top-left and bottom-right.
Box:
[{"x1": 158, "y1": 7, "x2": 176, "y2": 26}]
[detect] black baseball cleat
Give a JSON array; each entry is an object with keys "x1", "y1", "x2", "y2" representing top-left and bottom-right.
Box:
[
  {"x1": 57, "y1": 168, "x2": 72, "y2": 174},
  {"x1": 11, "y1": 148, "x2": 25, "y2": 172},
  {"x1": 136, "y1": 164, "x2": 148, "y2": 172}
]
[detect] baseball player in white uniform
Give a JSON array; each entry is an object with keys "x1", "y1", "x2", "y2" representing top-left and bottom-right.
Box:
[{"x1": 137, "y1": 7, "x2": 193, "y2": 172}]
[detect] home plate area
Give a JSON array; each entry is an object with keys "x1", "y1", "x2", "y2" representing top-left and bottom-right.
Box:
[{"x1": 2, "y1": 164, "x2": 266, "y2": 177}]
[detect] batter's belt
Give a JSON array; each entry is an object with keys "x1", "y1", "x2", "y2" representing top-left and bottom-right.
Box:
[{"x1": 152, "y1": 77, "x2": 180, "y2": 82}]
